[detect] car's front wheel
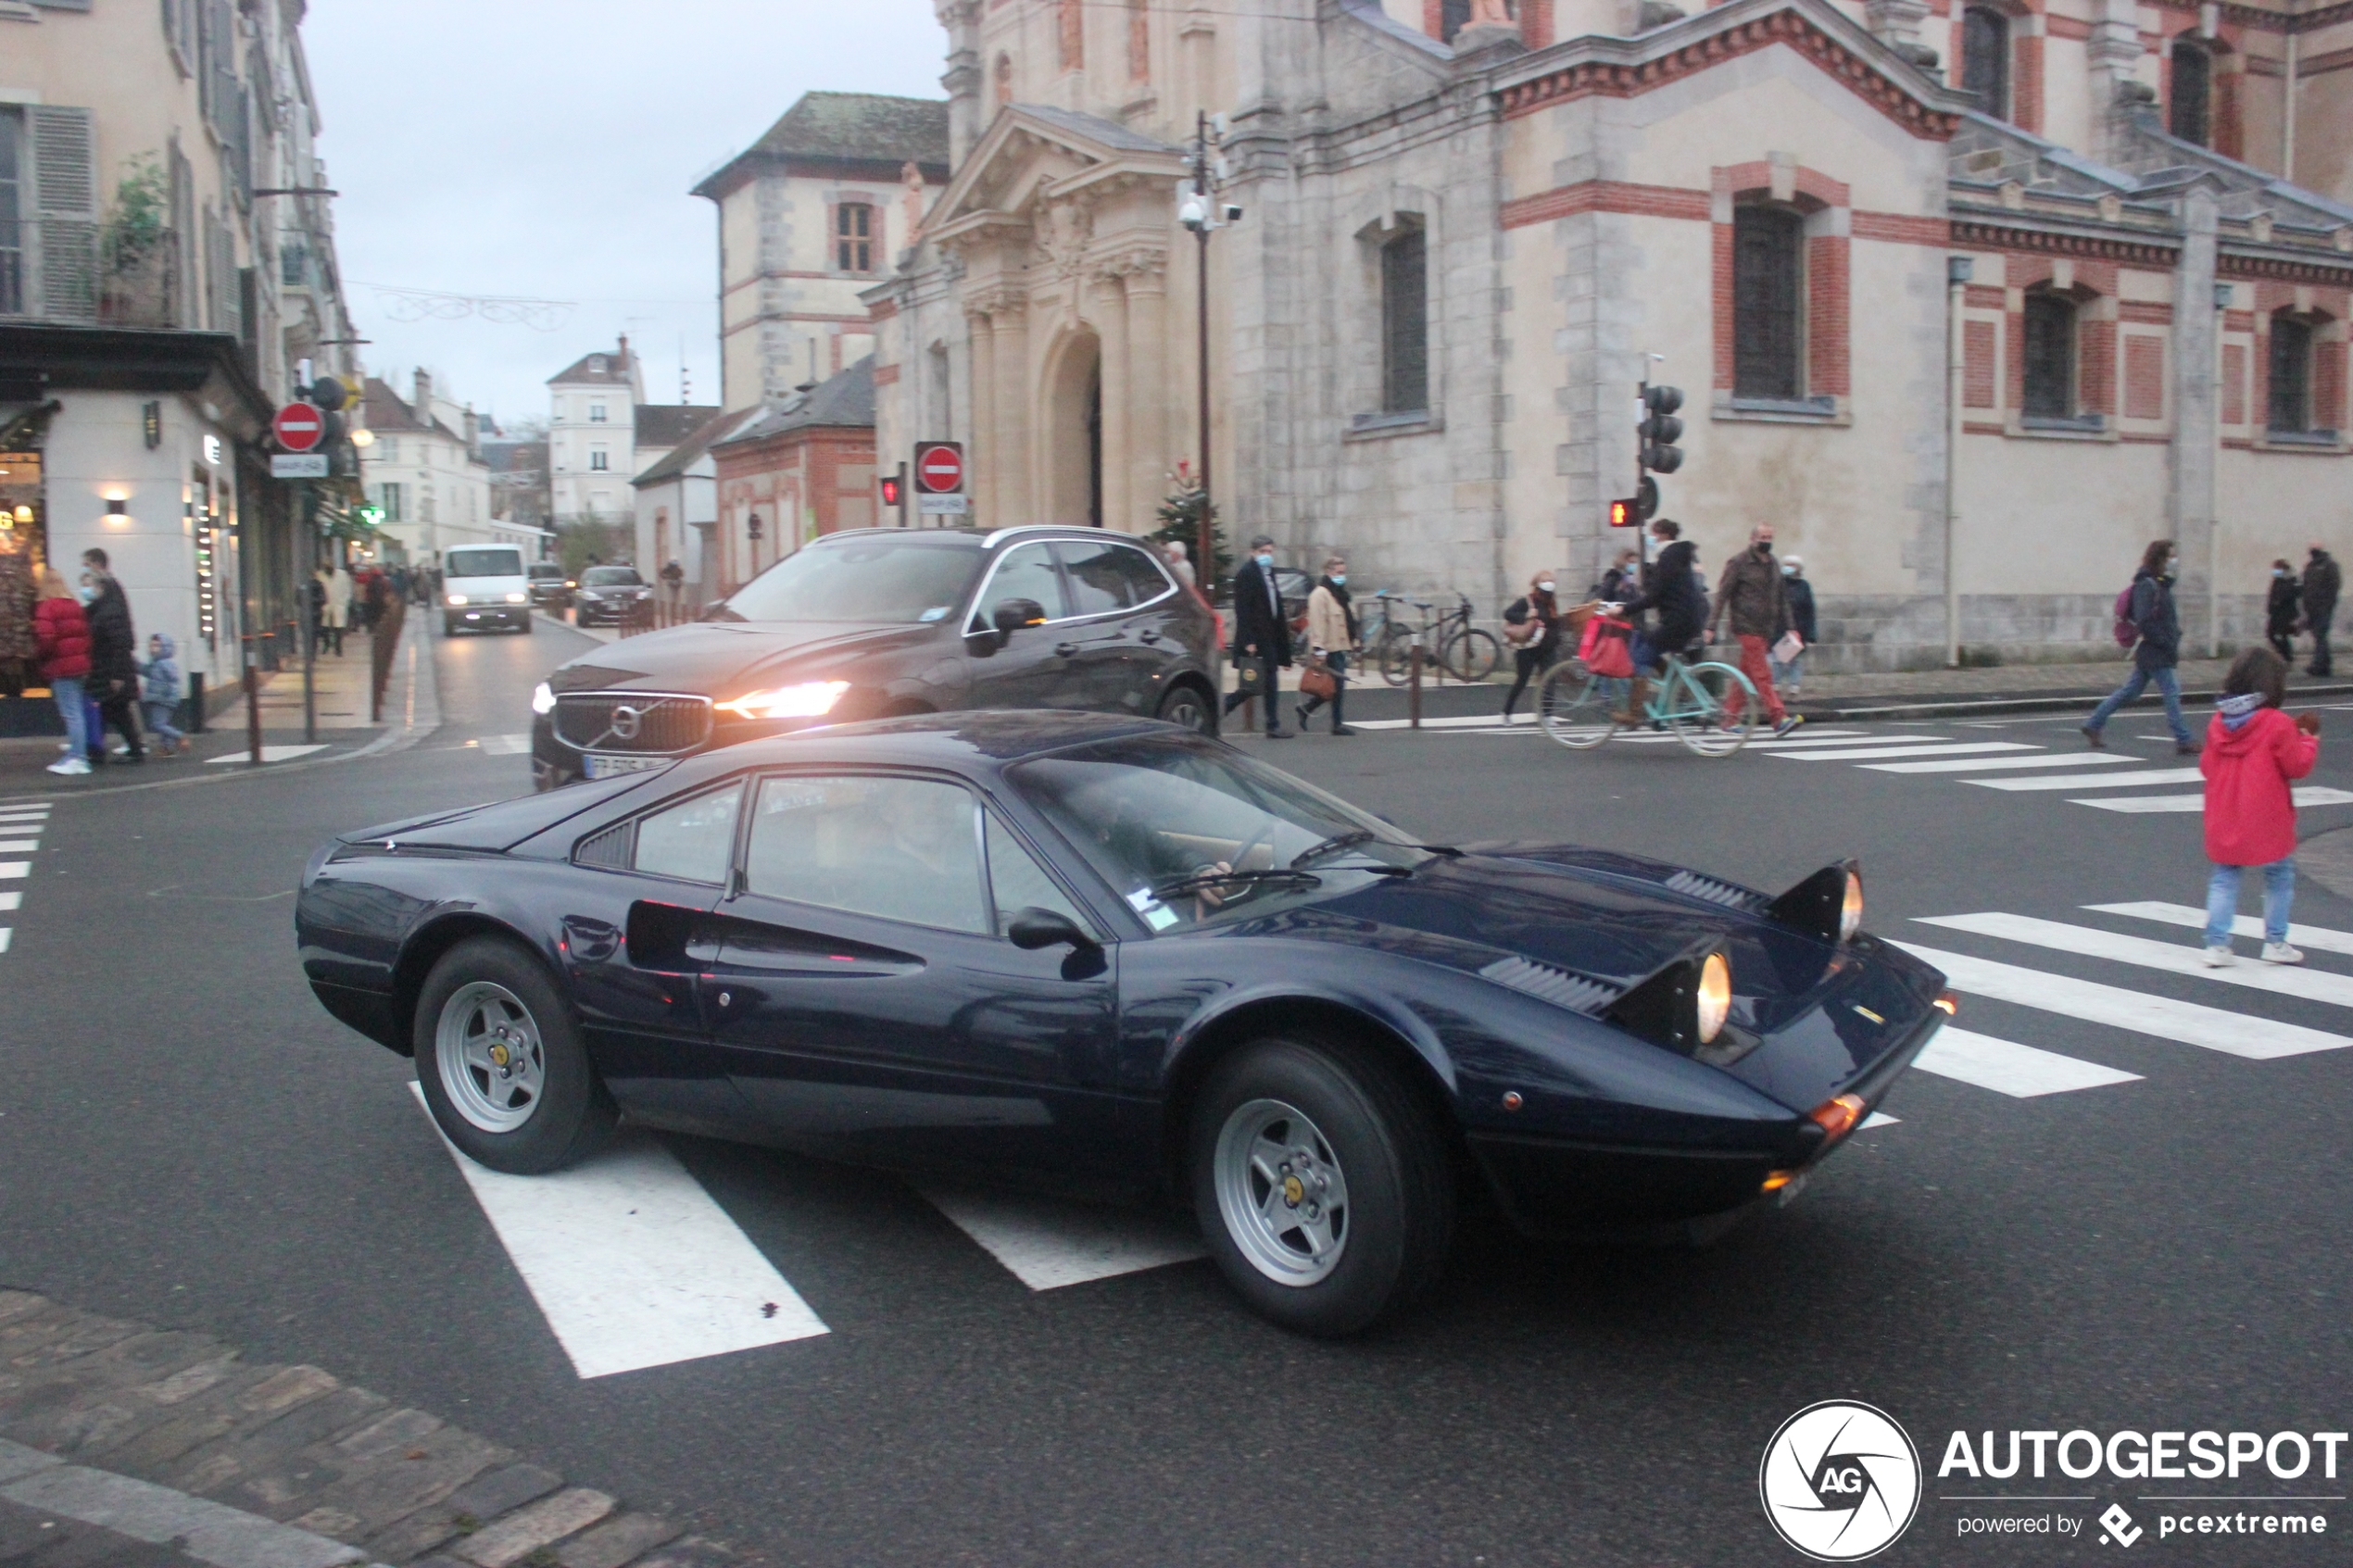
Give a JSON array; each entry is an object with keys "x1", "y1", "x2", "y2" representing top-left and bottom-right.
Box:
[
  {"x1": 413, "y1": 935, "x2": 616, "y2": 1173},
  {"x1": 1156, "y1": 682, "x2": 1215, "y2": 734},
  {"x1": 1189, "y1": 1036, "x2": 1454, "y2": 1336}
]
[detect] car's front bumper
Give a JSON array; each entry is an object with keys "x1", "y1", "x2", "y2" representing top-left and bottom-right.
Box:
[{"x1": 447, "y1": 604, "x2": 529, "y2": 630}]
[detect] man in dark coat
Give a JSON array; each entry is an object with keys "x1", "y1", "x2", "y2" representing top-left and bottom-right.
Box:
[
  {"x1": 1616, "y1": 519, "x2": 1705, "y2": 723},
  {"x1": 2265, "y1": 559, "x2": 2302, "y2": 665},
  {"x1": 1708, "y1": 523, "x2": 1800, "y2": 734},
  {"x1": 81, "y1": 547, "x2": 145, "y2": 763},
  {"x1": 1220, "y1": 533, "x2": 1292, "y2": 737},
  {"x1": 2305, "y1": 545, "x2": 2340, "y2": 678},
  {"x1": 2082, "y1": 538, "x2": 2196, "y2": 755}
]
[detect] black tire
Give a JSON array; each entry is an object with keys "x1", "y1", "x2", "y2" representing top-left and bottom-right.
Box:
[
  {"x1": 1189, "y1": 1036, "x2": 1455, "y2": 1336},
  {"x1": 1156, "y1": 681, "x2": 1216, "y2": 734},
  {"x1": 413, "y1": 935, "x2": 616, "y2": 1173},
  {"x1": 1446, "y1": 628, "x2": 1502, "y2": 684}
]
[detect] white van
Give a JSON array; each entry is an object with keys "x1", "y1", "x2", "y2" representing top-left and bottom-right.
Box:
[{"x1": 442, "y1": 546, "x2": 533, "y2": 635}]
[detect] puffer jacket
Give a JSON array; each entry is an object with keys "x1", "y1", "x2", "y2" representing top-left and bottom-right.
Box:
[
  {"x1": 1628, "y1": 540, "x2": 1704, "y2": 650},
  {"x1": 34, "y1": 596, "x2": 91, "y2": 682},
  {"x1": 2201, "y1": 706, "x2": 2318, "y2": 866},
  {"x1": 143, "y1": 633, "x2": 182, "y2": 707},
  {"x1": 2129, "y1": 569, "x2": 2182, "y2": 673}
]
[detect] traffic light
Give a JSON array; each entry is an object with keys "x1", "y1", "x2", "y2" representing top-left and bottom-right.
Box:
[
  {"x1": 1640, "y1": 385, "x2": 1684, "y2": 474},
  {"x1": 878, "y1": 474, "x2": 901, "y2": 508},
  {"x1": 1609, "y1": 497, "x2": 1637, "y2": 528}
]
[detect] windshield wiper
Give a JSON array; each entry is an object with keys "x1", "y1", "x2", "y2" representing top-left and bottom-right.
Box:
[
  {"x1": 1151, "y1": 868, "x2": 1323, "y2": 900},
  {"x1": 1290, "y1": 830, "x2": 1378, "y2": 869}
]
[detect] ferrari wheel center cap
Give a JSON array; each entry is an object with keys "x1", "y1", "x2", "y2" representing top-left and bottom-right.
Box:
[
  {"x1": 488, "y1": 1043, "x2": 510, "y2": 1068},
  {"x1": 1281, "y1": 1173, "x2": 1305, "y2": 1206}
]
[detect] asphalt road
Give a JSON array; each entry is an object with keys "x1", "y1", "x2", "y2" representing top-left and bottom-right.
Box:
[{"x1": 4, "y1": 622, "x2": 2351, "y2": 1567}]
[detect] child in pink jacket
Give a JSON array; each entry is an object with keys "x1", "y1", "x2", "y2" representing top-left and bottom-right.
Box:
[{"x1": 2201, "y1": 646, "x2": 2321, "y2": 965}]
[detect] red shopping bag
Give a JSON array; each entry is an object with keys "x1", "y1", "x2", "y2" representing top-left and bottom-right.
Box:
[{"x1": 1578, "y1": 614, "x2": 1634, "y2": 678}]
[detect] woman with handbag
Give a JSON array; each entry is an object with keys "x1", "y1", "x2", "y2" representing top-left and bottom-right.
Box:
[
  {"x1": 1295, "y1": 555, "x2": 1359, "y2": 735},
  {"x1": 1500, "y1": 571, "x2": 1564, "y2": 722}
]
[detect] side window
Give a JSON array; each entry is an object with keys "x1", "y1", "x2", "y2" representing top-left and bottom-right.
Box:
[
  {"x1": 745, "y1": 774, "x2": 989, "y2": 935},
  {"x1": 632, "y1": 784, "x2": 744, "y2": 884},
  {"x1": 985, "y1": 811, "x2": 1091, "y2": 936},
  {"x1": 1056, "y1": 539, "x2": 1139, "y2": 617},
  {"x1": 975, "y1": 542, "x2": 1067, "y2": 629},
  {"x1": 2021, "y1": 291, "x2": 2077, "y2": 420}
]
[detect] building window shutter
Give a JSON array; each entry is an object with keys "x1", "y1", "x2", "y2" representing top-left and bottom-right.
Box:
[
  {"x1": 1732, "y1": 205, "x2": 1804, "y2": 400},
  {"x1": 1961, "y1": 8, "x2": 2009, "y2": 119},
  {"x1": 2170, "y1": 41, "x2": 2210, "y2": 145},
  {"x1": 2021, "y1": 292, "x2": 2076, "y2": 419},
  {"x1": 2267, "y1": 317, "x2": 2312, "y2": 434},
  {"x1": 29, "y1": 106, "x2": 98, "y2": 322},
  {"x1": 1379, "y1": 227, "x2": 1428, "y2": 414}
]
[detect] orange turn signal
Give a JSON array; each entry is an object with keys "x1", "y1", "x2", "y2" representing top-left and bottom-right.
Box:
[
  {"x1": 1809, "y1": 1093, "x2": 1868, "y2": 1141},
  {"x1": 1933, "y1": 991, "x2": 1958, "y2": 1016},
  {"x1": 1761, "y1": 1170, "x2": 1798, "y2": 1192}
]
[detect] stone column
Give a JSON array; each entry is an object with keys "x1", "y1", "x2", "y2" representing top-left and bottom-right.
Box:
[
  {"x1": 965, "y1": 306, "x2": 997, "y2": 526},
  {"x1": 1122, "y1": 258, "x2": 1170, "y2": 539},
  {"x1": 2171, "y1": 185, "x2": 2221, "y2": 653},
  {"x1": 2085, "y1": 0, "x2": 2147, "y2": 165},
  {"x1": 991, "y1": 295, "x2": 1032, "y2": 522},
  {"x1": 1094, "y1": 266, "x2": 1132, "y2": 532}
]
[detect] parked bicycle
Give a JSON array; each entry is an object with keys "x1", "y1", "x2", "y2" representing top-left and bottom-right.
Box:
[
  {"x1": 1375, "y1": 594, "x2": 1502, "y2": 685},
  {"x1": 1536, "y1": 614, "x2": 1759, "y2": 756}
]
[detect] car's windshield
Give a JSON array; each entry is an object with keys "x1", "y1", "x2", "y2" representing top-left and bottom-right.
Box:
[
  {"x1": 581, "y1": 567, "x2": 642, "y2": 586},
  {"x1": 1011, "y1": 738, "x2": 1431, "y2": 931},
  {"x1": 446, "y1": 547, "x2": 522, "y2": 579},
  {"x1": 527, "y1": 564, "x2": 564, "y2": 580},
  {"x1": 717, "y1": 537, "x2": 983, "y2": 624}
]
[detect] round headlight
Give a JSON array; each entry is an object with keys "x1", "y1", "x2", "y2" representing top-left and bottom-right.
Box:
[
  {"x1": 1696, "y1": 950, "x2": 1732, "y2": 1045},
  {"x1": 1840, "y1": 869, "x2": 1864, "y2": 942}
]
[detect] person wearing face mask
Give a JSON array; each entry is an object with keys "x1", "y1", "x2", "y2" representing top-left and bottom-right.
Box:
[
  {"x1": 2265, "y1": 558, "x2": 2302, "y2": 665},
  {"x1": 1772, "y1": 554, "x2": 1817, "y2": 699},
  {"x1": 80, "y1": 547, "x2": 144, "y2": 765},
  {"x1": 2083, "y1": 537, "x2": 2197, "y2": 754},
  {"x1": 1499, "y1": 570, "x2": 1564, "y2": 723},
  {"x1": 1221, "y1": 533, "x2": 1293, "y2": 738},
  {"x1": 1296, "y1": 554, "x2": 1359, "y2": 735},
  {"x1": 2305, "y1": 545, "x2": 2339, "y2": 678},
  {"x1": 1708, "y1": 524, "x2": 1802, "y2": 736}
]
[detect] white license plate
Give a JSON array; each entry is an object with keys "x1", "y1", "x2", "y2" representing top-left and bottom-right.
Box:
[{"x1": 584, "y1": 753, "x2": 668, "y2": 779}]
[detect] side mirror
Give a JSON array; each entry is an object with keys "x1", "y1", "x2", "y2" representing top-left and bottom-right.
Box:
[
  {"x1": 1007, "y1": 907, "x2": 1095, "y2": 951},
  {"x1": 989, "y1": 597, "x2": 1047, "y2": 648}
]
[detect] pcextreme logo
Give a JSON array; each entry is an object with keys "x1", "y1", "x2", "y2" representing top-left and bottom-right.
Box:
[{"x1": 1760, "y1": 1401, "x2": 1924, "y2": 1562}]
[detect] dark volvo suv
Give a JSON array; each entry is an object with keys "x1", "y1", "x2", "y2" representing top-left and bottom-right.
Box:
[{"x1": 530, "y1": 526, "x2": 1221, "y2": 789}]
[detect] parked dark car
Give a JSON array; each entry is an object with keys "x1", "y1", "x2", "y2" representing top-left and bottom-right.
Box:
[
  {"x1": 573, "y1": 565, "x2": 652, "y2": 626},
  {"x1": 526, "y1": 562, "x2": 573, "y2": 613},
  {"x1": 297, "y1": 711, "x2": 1948, "y2": 1335},
  {"x1": 527, "y1": 526, "x2": 1221, "y2": 792}
]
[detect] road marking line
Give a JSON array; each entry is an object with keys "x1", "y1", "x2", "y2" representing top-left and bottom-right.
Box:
[
  {"x1": 0, "y1": 892, "x2": 19, "y2": 910},
  {"x1": 1863, "y1": 754, "x2": 2141, "y2": 774},
  {"x1": 2088, "y1": 901, "x2": 2353, "y2": 957},
  {"x1": 1968, "y1": 767, "x2": 2205, "y2": 792},
  {"x1": 1861, "y1": 1111, "x2": 1900, "y2": 1128},
  {"x1": 1894, "y1": 943, "x2": 2349, "y2": 1060},
  {"x1": 1770, "y1": 742, "x2": 2040, "y2": 762},
  {"x1": 2075, "y1": 786, "x2": 2353, "y2": 813},
  {"x1": 920, "y1": 1186, "x2": 1205, "y2": 1290},
  {"x1": 204, "y1": 744, "x2": 330, "y2": 765},
  {"x1": 0, "y1": 809, "x2": 52, "y2": 819},
  {"x1": 0, "y1": 863, "x2": 26, "y2": 880},
  {"x1": 408, "y1": 1085, "x2": 825, "y2": 1377},
  {"x1": 478, "y1": 733, "x2": 533, "y2": 755},
  {"x1": 1351, "y1": 714, "x2": 1559, "y2": 731},
  {"x1": 1911, "y1": 1027, "x2": 2142, "y2": 1097},
  {"x1": 0, "y1": 1441, "x2": 365, "y2": 1568},
  {"x1": 0, "y1": 840, "x2": 38, "y2": 852},
  {"x1": 0, "y1": 928, "x2": 10, "y2": 954},
  {"x1": 1915, "y1": 912, "x2": 2353, "y2": 1010}
]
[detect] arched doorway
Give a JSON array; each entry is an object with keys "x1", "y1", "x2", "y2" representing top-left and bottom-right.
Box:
[{"x1": 1042, "y1": 328, "x2": 1103, "y2": 527}]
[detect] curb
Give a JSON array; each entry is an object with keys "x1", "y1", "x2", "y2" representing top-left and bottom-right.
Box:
[{"x1": 1797, "y1": 680, "x2": 2353, "y2": 721}]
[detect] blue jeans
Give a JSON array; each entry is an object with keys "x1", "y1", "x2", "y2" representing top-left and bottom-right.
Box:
[
  {"x1": 2085, "y1": 662, "x2": 2192, "y2": 744},
  {"x1": 144, "y1": 700, "x2": 184, "y2": 746},
  {"x1": 50, "y1": 676, "x2": 86, "y2": 755},
  {"x1": 1769, "y1": 648, "x2": 1806, "y2": 696},
  {"x1": 2206, "y1": 859, "x2": 2295, "y2": 947}
]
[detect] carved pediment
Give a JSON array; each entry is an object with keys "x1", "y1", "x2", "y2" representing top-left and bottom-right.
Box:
[{"x1": 928, "y1": 104, "x2": 1185, "y2": 255}]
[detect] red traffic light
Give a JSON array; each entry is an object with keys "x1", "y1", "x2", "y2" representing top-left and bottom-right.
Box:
[
  {"x1": 1609, "y1": 498, "x2": 1640, "y2": 528},
  {"x1": 879, "y1": 475, "x2": 902, "y2": 507}
]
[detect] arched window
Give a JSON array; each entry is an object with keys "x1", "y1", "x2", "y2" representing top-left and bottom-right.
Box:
[
  {"x1": 1441, "y1": 0, "x2": 1470, "y2": 41},
  {"x1": 993, "y1": 53, "x2": 1013, "y2": 107},
  {"x1": 1059, "y1": 0, "x2": 1084, "y2": 71},
  {"x1": 2269, "y1": 316, "x2": 2314, "y2": 435},
  {"x1": 2021, "y1": 291, "x2": 2078, "y2": 420},
  {"x1": 2171, "y1": 40, "x2": 2211, "y2": 145},
  {"x1": 1732, "y1": 204, "x2": 1805, "y2": 400},
  {"x1": 1961, "y1": 7, "x2": 2010, "y2": 119},
  {"x1": 1380, "y1": 226, "x2": 1428, "y2": 414}
]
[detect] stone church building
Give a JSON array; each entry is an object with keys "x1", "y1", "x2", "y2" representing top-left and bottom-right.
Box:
[{"x1": 865, "y1": 0, "x2": 2353, "y2": 667}]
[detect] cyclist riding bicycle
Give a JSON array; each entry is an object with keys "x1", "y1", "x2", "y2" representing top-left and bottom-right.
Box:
[{"x1": 1615, "y1": 518, "x2": 1705, "y2": 721}]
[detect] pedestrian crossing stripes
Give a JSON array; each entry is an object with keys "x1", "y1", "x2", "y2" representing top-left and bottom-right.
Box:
[
  {"x1": 1769, "y1": 742, "x2": 2040, "y2": 762},
  {"x1": 1863, "y1": 753, "x2": 2137, "y2": 774},
  {"x1": 2088, "y1": 900, "x2": 2353, "y2": 957},
  {"x1": 2079, "y1": 786, "x2": 2353, "y2": 814},
  {"x1": 1917, "y1": 911, "x2": 2353, "y2": 1009},
  {"x1": 1969, "y1": 767, "x2": 2205, "y2": 792},
  {"x1": 1910, "y1": 1027, "x2": 2142, "y2": 1097}
]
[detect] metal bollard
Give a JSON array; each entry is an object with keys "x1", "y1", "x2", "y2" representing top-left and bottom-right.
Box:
[
  {"x1": 1409, "y1": 638, "x2": 1425, "y2": 730},
  {"x1": 241, "y1": 645, "x2": 263, "y2": 765}
]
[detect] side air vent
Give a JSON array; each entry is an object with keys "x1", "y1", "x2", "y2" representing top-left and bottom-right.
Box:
[
  {"x1": 1479, "y1": 955, "x2": 1618, "y2": 1015},
  {"x1": 1664, "y1": 870, "x2": 1764, "y2": 910},
  {"x1": 574, "y1": 821, "x2": 634, "y2": 869}
]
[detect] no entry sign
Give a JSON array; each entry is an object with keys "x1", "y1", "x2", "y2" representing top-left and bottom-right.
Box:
[
  {"x1": 914, "y1": 441, "x2": 964, "y2": 494},
  {"x1": 273, "y1": 402, "x2": 325, "y2": 452}
]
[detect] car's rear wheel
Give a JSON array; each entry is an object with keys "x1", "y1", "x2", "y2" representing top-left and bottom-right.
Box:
[
  {"x1": 1156, "y1": 682, "x2": 1215, "y2": 734},
  {"x1": 414, "y1": 935, "x2": 615, "y2": 1173},
  {"x1": 1189, "y1": 1036, "x2": 1454, "y2": 1336}
]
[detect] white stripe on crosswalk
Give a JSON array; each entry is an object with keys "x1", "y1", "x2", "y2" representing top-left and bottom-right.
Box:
[
  {"x1": 1911, "y1": 1027, "x2": 2142, "y2": 1097},
  {"x1": 0, "y1": 840, "x2": 39, "y2": 853},
  {"x1": 1967, "y1": 767, "x2": 2204, "y2": 793},
  {"x1": 0, "y1": 809, "x2": 51, "y2": 821},
  {"x1": 1861, "y1": 1111, "x2": 1900, "y2": 1128},
  {"x1": 409, "y1": 1085, "x2": 826, "y2": 1378},
  {"x1": 1915, "y1": 912, "x2": 2353, "y2": 1010},
  {"x1": 0, "y1": 864, "x2": 26, "y2": 880},
  {"x1": 1862, "y1": 753, "x2": 2142, "y2": 775},
  {"x1": 0, "y1": 892, "x2": 19, "y2": 911},
  {"x1": 1893, "y1": 942, "x2": 2348, "y2": 1059},
  {"x1": 920, "y1": 1186, "x2": 1205, "y2": 1290},
  {"x1": 2077, "y1": 786, "x2": 2353, "y2": 813},
  {"x1": 1770, "y1": 742, "x2": 2040, "y2": 762},
  {"x1": 2087, "y1": 901, "x2": 2353, "y2": 958},
  {"x1": 0, "y1": 928, "x2": 10, "y2": 954}
]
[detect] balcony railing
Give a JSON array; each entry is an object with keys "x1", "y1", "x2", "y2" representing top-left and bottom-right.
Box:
[{"x1": 0, "y1": 220, "x2": 183, "y2": 330}]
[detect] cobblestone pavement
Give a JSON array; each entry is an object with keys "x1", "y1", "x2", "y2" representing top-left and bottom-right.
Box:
[{"x1": 0, "y1": 1292, "x2": 739, "y2": 1568}]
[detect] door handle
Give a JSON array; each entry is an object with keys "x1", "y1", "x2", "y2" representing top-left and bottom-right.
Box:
[
  {"x1": 1137, "y1": 630, "x2": 1161, "y2": 644},
  {"x1": 1054, "y1": 642, "x2": 1078, "y2": 657}
]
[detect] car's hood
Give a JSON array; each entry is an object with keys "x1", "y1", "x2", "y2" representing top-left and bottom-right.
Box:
[
  {"x1": 547, "y1": 620, "x2": 937, "y2": 696},
  {"x1": 333, "y1": 771, "x2": 667, "y2": 853}
]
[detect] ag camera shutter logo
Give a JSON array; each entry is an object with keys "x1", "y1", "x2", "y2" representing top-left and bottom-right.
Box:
[{"x1": 1760, "y1": 1400, "x2": 1922, "y2": 1561}]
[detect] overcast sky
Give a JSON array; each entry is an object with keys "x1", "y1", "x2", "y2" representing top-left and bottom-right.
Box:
[{"x1": 303, "y1": 0, "x2": 946, "y2": 431}]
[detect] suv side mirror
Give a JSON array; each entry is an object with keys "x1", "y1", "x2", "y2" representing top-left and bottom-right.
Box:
[
  {"x1": 1006, "y1": 907, "x2": 1096, "y2": 951},
  {"x1": 989, "y1": 598, "x2": 1047, "y2": 647}
]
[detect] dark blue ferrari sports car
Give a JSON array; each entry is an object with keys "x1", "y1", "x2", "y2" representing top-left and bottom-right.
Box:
[{"x1": 297, "y1": 711, "x2": 1952, "y2": 1336}]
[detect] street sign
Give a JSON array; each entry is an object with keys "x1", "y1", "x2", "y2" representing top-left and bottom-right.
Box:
[
  {"x1": 918, "y1": 494, "x2": 970, "y2": 516},
  {"x1": 273, "y1": 402, "x2": 325, "y2": 452},
  {"x1": 914, "y1": 441, "x2": 964, "y2": 495},
  {"x1": 271, "y1": 453, "x2": 329, "y2": 479}
]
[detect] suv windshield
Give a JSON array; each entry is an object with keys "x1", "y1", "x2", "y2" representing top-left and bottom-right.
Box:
[
  {"x1": 581, "y1": 567, "x2": 642, "y2": 586},
  {"x1": 717, "y1": 536, "x2": 984, "y2": 624},
  {"x1": 447, "y1": 547, "x2": 522, "y2": 578},
  {"x1": 527, "y1": 564, "x2": 565, "y2": 580},
  {"x1": 1011, "y1": 737, "x2": 1431, "y2": 931}
]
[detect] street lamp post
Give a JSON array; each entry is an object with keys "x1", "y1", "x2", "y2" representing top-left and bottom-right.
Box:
[
  {"x1": 2210, "y1": 278, "x2": 2233, "y2": 659},
  {"x1": 1945, "y1": 255, "x2": 1973, "y2": 669},
  {"x1": 1179, "y1": 113, "x2": 1238, "y2": 585}
]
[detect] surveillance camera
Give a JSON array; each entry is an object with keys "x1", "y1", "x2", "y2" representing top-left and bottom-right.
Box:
[
  {"x1": 1223, "y1": 203, "x2": 1244, "y2": 223},
  {"x1": 1177, "y1": 193, "x2": 1210, "y2": 231}
]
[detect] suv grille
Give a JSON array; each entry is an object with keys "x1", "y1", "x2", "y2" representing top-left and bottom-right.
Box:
[{"x1": 554, "y1": 694, "x2": 711, "y2": 754}]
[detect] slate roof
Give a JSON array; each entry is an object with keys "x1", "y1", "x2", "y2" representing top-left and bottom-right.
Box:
[
  {"x1": 547, "y1": 343, "x2": 635, "y2": 388},
  {"x1": 634, "y1": 403, "x2": 722, "y2": 449},
  {"x1": 633, "y1": 408, "x2": 755, "y2": 488},
  {"x1": 711, "y1": 358, "x2": 876, "y2": 450},
  {"x1": 361, "y1": 377, "x2": 463, "y2": 443},
  {"x1": 1013, "y1": 104, "x2": 1180, "y2": 157},
  {"x1": 694, "y1": 93, "x2": 950, "y2": 197}
]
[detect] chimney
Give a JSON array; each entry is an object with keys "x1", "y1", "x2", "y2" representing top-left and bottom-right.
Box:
[
  {"x1": 413, "y1": 368, "x2": 434, "y2": 424},
  {"x1": 463, "y1": 404, "x2": 480, "y2": 453}
]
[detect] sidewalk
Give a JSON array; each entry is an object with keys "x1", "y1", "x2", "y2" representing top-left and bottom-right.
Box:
[{"x1": 0, "y1": 615, "x2": 438, "y2": 801}]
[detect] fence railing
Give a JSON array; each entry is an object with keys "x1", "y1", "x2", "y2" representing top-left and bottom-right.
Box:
[
  {"x1": 0, "y1": 220, "x2": 182, "y2": 329},
  {"x1": 614, "y1": 592, "x2": 700, "y2": 637}
]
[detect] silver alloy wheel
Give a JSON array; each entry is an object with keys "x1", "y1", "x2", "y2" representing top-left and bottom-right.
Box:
[
  {"x1": 1214, "y1": 1098, "x2": 1352, "y2": 1286},
  {"x1": 435, "y1": 980, "x2": 548, "y2": 1134}
]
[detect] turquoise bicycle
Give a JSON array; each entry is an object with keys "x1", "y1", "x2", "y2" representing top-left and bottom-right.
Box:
[{"x1": 1536, "y1": 644, "x2": 1760, "y2": 757}]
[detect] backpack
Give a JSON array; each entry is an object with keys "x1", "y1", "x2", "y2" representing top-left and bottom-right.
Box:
[{"x1": 2112, "y1": 583, "x2": 2139, "y2": 649}]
